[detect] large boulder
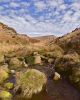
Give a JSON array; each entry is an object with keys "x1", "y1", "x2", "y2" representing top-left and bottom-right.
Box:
[
  {"x1": 14, "y1": 69, "x2": 47, "y2": 98},
  {"x1": 34, "y1": 54, "x2": 42, "y2": 65}
]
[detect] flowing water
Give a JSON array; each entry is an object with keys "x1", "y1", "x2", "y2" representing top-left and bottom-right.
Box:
[{"x1": 9, "y1": 65, "x2": 80, "y2": 100}]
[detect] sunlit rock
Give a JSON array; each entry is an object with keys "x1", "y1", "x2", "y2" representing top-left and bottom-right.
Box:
[{"x1": 53, "y1": 72, "x2": 61, "y2": 81}]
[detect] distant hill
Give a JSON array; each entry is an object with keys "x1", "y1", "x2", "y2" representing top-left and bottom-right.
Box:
[{"x1": 34, "y1": 35, "x2": 56, "y2": 45}]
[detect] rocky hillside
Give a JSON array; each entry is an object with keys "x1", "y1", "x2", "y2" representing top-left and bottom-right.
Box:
[
  {"x1": 0, "y1": 22, "x2": 39, "y2": 44},
  {"x1": 0, "y1": 22, "x2": 17, "y2": 35},
  {"x1": 0, "y1": 22, "x2": 40, "y2": 55},
  {"x1": 55, "y1": 28, "x2": 80, "y2": 54}
]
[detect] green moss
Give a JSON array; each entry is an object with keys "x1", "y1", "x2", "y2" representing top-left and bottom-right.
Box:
[
  {"x1": 4, "y1": 82, "x2": 14, "y2": 90},
  {"x1": 0, "y1": 91, "x2": 12, "y2": 100},
  {"x1": 0, "y1": 68, "x2": 9, "y2": 84}
]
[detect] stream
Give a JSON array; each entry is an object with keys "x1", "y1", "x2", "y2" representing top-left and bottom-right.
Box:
[{"x1": 10, "y1": 65, "x2": 80, "y2": 100}]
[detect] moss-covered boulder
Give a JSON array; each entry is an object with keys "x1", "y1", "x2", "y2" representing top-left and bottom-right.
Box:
[
  {"x1": 9, "y1": 57, "x2": 23, "y2": 70},
  {"x1": 0, "y1": 91, "x2": 12, "y2": 100},
  {"x1": 15, "y1": 69, "x2": 47, "y2": 98},
  {"x1": 4, "y1": 82, "x2": 14, "y2": 90},
  {"x1": 0, "y1": 68, "x2": 9, "y2": 84}
]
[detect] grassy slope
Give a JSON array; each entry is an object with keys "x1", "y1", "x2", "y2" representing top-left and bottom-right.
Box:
[{"x1": 55, "y1": 28, "x2": 80, "y2": 54}]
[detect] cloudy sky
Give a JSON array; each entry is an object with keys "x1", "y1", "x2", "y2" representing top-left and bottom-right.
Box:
[{"x1": 0, "y1": 0, "x2": 80, "y2": 37}]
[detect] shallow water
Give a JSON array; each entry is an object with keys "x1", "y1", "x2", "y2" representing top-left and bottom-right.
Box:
[
  {"x1": 10, "y1": 66, "x2": 80, "y2": 100},
  {"x1": 14, "y1": 77, "x2": 80, "y2": 100}
]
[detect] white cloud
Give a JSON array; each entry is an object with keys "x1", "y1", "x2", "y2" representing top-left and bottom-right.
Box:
[
  {"x1": 0, "y1": 0, "x2": 80, "y2": 37},
  {"x1": 0, "y1": 13, "x2": 80, "y2": 37},
  {"x1": 0, "y1": 6, "x2": 4, "y2": 11},
  {"x1": 10, "y1": 2, "x2": 20, "y2": 8},
  {"x1": 34, "y1": 1, "x2": 46, "y2": 11},
  {"x1": 20, "y1": 2, "x2": 30, "y2": 8},
  {"x1": 70, "y1": 2, "x2": 80, "y2": 11},
  {"x1": 59, "y1": 4, "x2": 66, "y2": 9},
  {"x1": 0, "y1": 0, "x2": 10, "y2": 3}
]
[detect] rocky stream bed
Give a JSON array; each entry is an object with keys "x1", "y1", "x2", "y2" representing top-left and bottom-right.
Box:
[{"x1": 8, "y1": 65, "x2": 80, "y2": 100}]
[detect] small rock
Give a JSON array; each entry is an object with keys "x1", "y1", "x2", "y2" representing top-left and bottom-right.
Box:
[
  {"x1": 11, "y1": 70, "x2": 15, "y2": 74},
  {"x1": 53, "y1": 72, "x2": 61, "y2": 81},
  {"x1": 22, "y1": 61, "x2": 28, "y2": 68}
]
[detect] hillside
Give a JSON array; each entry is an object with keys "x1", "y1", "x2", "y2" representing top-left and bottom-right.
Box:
[
  {"x1": 34, "y1": 35, "x2": 56, "y2": 44},
  {"x1": 0, "y1": 22, "x2": 17, "y2": 35},
  {"x1": 0, "y1": 22, "x2": 39, "y2": 44},
  {"x1": 55, "y1": 28, "x2": 80, "y2": 54},
  {"x1": 0, "y1": 22, "x2": 39, "y2": 55}
]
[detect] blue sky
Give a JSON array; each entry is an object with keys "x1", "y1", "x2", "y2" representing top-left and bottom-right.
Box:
[{"x1": 0, "y1": 0, "x2": 80, "y2": 37}]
